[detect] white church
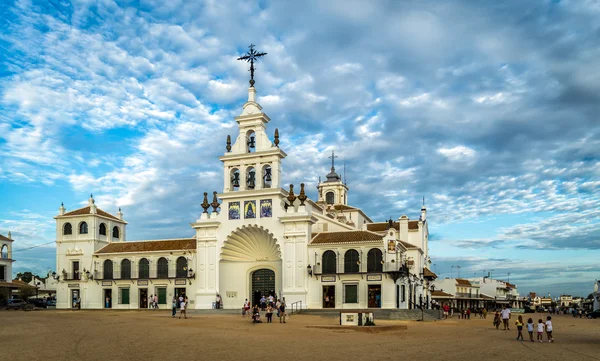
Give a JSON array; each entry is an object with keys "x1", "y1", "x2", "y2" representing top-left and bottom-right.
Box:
[{"x1": 54, "y1": 52, "x2": 435, "y2": 311}]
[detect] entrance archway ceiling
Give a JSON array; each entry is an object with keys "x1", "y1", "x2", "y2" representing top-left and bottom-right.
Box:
[{"x1": 221, "y1": 225, "x2": 281, "y2": 262}]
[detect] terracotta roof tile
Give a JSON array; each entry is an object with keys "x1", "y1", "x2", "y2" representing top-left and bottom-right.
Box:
[
  {"x1": 332, "y1": 204, "x2": 359, "y2": 211},
  {"x1": 96, "y1": 238, "x2": 196, "y2": 254},
  {"x1": 310, "y1": 231, "x2": 382, "y2": 245},
  {"x1": 366, "y1": 220, "x2": 420, "y2": 232},
  {"x1": 432, "y1": 290, "x2": 452, "y2": 297},
  {"x1": 0, "y1": 234, "x2": 12, "y2": 242},
  {"x1": 61, "y1": 206, "x2": 122, "y2": 221},
  {"x1": 398, "y1": 240, "x2": 418, "y2": 249},
  {"x1": 366, "y1": 222, "x2": 399, "y2": 232},
  {"x1": 456, "y1": 279, "x2": 472, "y2": 286},
  {"x1": 424, "y1": 267, "x2": 437, "y2": 279}
]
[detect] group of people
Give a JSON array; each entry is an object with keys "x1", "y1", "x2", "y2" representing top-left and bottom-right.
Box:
[
  {"x1": 493, "y1": 305, "x2": 555, "y2": 343},
  {"x1": 441, "y1": 304, "x2": 489, "y2": 319},
  {"x1": 243, "y1": 296, "x2": 287, "y2": 324},
  {"x1": 171, "y1": 294, "x2": 189, "y2": 319},
  {"x1": 148, "y1": 294, "x2": 159, "y2": 310}
]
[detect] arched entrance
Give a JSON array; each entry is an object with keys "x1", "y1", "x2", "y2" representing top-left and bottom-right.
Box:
[
  {"x1": 251, "y1": 268, "x2": 275, "y2": 306},
  {"x1": 219, "y1": 225, "x2": 282, "y2": 309}
]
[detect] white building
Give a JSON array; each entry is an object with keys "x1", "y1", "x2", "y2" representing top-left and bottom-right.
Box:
[
  {"x1": 0, "y1": 233, "x2": 16, "y2": 303},
  {"x1": 54, "y1": 82, "x2": 435, "y2": 311},
  {"x1": 431, "y1": 278, "x2": 483, "y2": 311},
  {"x1": 467, "y1": 277, "x2": 524, "y2": 309},
  {"x1": 593, "y1": 280, "x2": 600, "y2": 311}
]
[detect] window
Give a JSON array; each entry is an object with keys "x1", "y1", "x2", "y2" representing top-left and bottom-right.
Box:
[
  {"x1": 401, "y1": 285, "x2": 406, "y2": 302},
  {"x1": 344, "y1": 284, "x2": 358, "y2": 303},
  {"x1": 0, "y1": 265, "x2": 6, "y2": 281},
  {"x1": 112, "y1": 226, "x2": 120, "y2": 239},
  {"x1": 1, "y1": 245, "x2": 7, "y2": 259},
  {"x1": 138, "y1": 258, "x2": 149, "y2": 279},
  {"x1": 321, "y1": 250, "x2": 337, "y2": 274},
  {"x1": 72, "y1": 261, "x2": 80, "y2": 280},
  {"x1": 176, "y1": 257, "x2": 187, "y2": 278},
  {"x1": 119, "y1": 288, "x2": 130, "y2": 304},
  {"x1": 79, "y1": 222, "x2": 88, "y2": 234},
  {"x1": 326, "y1": 191, "x2": 335, "y2": 204},
  {"x1": 344, "y1": 249, "x2": 359, "y2": 273},
  {"x1": 99, "y1": 223, "x2": 106, "y2": 236},
  {"x1": 367, "y1": 248, "x2": 383, "y2": 273},
  {"x1": 121, "y1": 259, "x2": 131, "y2": 280},
  {"x1": 63, "y1": 223, "x2": 72, "y2": 235},
  {"x1": 103, "y1": 260, "x2": 113, "y2": 280},
  {"x1": 157, "y1": 257, "x2": 168, "y2": 278}
]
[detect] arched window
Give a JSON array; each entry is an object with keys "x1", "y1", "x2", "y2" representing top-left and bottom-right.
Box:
[
  {"x1": 262, "y1": 165, "x2": 272, "y2": 188},
  {"x1": 138, "y1": 258, "x2": 149, "y2": 279},
  {"x1": 246, "y1": 167, "x2": 256, "y2": 189},
  {"x1": 79, "y1": 222, "x2": 88, "y2": 234},
  {"x1": 121, "y1": 259, "x2": 131, "y2": 280},
  {"x1": 230, "y1": 168, "x2": 240, "y2": 191},
  {"x1": 63, "y1": 223, "x2": 72, "y2": 235},
  {"x1": 112, "y1": 226, "x2": 120, "y2": 239},
  {"x1": 367, "y1": 248, "x2": 383, "y2": 272},
  {"x1": 99, "y1": 223, "x2": 107, "y2": 236},
  {"x1": 321, "y1": 250, "x2": 337, "y2": 274},
  {"x1": 176, "y1": 257, "x2": 187, "y2": 278},
  {"x1": 103, "y1": 260, "x2": 113, "y2": 279},
  {"x1": 157, "y1": 257, "x2": 168, "y2": 278},
  {"x1": 1, "y1": 245, "x2": 8, "y2": 259},
  {"x1": 326, "y1": 191, "x2": 335, "y2": 205},
  {"x1": 246, "y1": 130, "x2": 256, "y2": 153},
  {"x1": 344, "y1": 249, "x2": 359, "y2": 273}
]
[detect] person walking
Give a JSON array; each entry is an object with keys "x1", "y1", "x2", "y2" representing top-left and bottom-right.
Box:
[
  {"x1": 443, "y1": 304, "x2": 450, "y2": 319},
  {"x1": 149, "y1": 294, "x2": 153, "y2": 309},
  {"x1": 216, "y1": 294, "x2": 221, "y2": 309},
  {"x1": 493, "y1": 311, "x2": 501, "y2": 329},
  {"x1": 527, "y1": 318, "x2": 535, "y2": 342},
  {"x1": 243, "y1": 299, "x2": 250, "y2": 317},
  {"x1": 153, "y1": 294, "x2": 159, "y2": 310},
  {"x1": 545, "y1": 316, "x2": 554, "y2": 343},
  {"x1": 279, "y1": 300, "x2": 286, "y2": 323},
  {"x1": 501, "y1": 305, "x2": 511, "y2": 330},
  {"x1": 171, "y1": 297, "x2": 177, "y2": 318},
  {"x1": 179, "y1": 298, "x2": 187, "y2": 319},
  {"x1": 515, "y1": 315, "x2": 524, "y2": 340},
  {"x1": 537, "y1": 319, "x2": 545, "y2": 342},
  {"x1": 265, "y1": 304, "x2": 273, "y2": 323}
]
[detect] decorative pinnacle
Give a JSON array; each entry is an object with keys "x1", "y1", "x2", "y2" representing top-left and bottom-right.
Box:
[
  {"x1": 298, "y1": 183, "x2": 307, "y2": 206},
  {"x1": 226, "y1": 135, "x2": 232, "y2": 152},
  {"x1": 211, "y1": 191, "x2": 221, "y2": 213},
  {"x1": 237, "y1": 44, "x2": 267, "y2": 87},
  {"x1": 201, "y1": 192, "x2": 210, "y2": 213},
  {"x1": 274, "y1": 128, "x2": 279, "y2": 148},
  {"x1": 287, "y1": 184, "x2": 296, "y2": 204}
]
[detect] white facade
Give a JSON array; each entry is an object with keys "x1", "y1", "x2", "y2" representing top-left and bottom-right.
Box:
[
  {"x1": 0, "y1": 233, "x2": 14, "y2": 283},
  {"x1": 593, "y1": 280, "x2": 600, "y2": 310},
  {"x1": 54, "y1": 85, "x2": 434, "y2": 311}
]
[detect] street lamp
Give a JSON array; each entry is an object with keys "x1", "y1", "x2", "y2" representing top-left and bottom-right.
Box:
[{"x1": 307, "y1": 265, "x2": 312, "y2": 277}]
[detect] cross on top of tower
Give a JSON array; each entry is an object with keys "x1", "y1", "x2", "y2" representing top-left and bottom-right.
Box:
[
  {"x1": 237, "y1": 44, "x2": 267, "y2": 87},
  {"x1": 328, "y1": 150, "x2": 338, "y2": 171}
]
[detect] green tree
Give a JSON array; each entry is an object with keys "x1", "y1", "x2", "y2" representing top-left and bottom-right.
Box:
[{"x1": 15, "y1": 271, "x2": 34, "y2": 283}]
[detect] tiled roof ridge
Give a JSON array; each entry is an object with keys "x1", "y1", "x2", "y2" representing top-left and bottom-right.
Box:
[
  {"x1": 118, "y1": 237, "x2": 196, "y2": 243},
  {"x1": 61, "y1": 206, "x2": 120, "y2": 221}
]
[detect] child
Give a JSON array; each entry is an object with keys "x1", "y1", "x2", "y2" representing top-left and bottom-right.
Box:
[
  {"x1": 493, "y1": 312, "x2": 501, "y2": 329},
  {"x1": 545, "y1": 316, "x2": 554, "y2": 343},
  {"x1": 537, "y1": 319, "x2": 545, "y2": 342},
  {"x1": 515, "y1": 315, "x2": 524, "y2": 340},
  {"x1": 527, "y1": 318, "x2": 534, "y2": 342}
]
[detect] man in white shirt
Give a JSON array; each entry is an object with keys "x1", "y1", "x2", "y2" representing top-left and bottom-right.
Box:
[{"x1": 501, "y1": 306, "x2": 511, "y2": 330}]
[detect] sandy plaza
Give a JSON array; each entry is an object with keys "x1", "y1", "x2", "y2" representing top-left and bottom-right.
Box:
[{"x1": 1, "y1": 310, "x2": 598, "y2": 361}]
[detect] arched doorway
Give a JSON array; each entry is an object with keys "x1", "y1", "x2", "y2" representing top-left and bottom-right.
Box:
[{"x1": 251, "y1": 268, "x2": 275, "y2": 307}]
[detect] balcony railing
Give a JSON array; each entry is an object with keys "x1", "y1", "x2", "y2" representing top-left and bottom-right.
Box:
[
  {"x1": 312, "y1": 261, "x2": 405, "y2": 275},
  {"x1": 91, "y1": 266, "x2": 193, "y2": 281}
]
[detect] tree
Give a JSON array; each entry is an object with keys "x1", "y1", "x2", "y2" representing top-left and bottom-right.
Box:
[
  {"x1": 587, "y1": 293, "x2": 594, "y2": 300},
  {"x1": 15, "y1": 272, "x2": 34, "y2": 283}
]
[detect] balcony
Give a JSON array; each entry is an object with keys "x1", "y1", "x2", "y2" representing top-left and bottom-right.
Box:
[
  {"x1": 92, "y1": 266, "x2": 193, "y2": 281},
  {"x1": 311, "y1": 262, "x2": 408, "y2": 280}
]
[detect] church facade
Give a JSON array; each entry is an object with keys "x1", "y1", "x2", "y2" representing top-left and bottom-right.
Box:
[{"x1": 54, "y1": 84, "x2": 436, "y2": 311}]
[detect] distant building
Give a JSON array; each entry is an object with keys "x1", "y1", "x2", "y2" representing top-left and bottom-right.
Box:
[
  {"x1": 559, "y1": 294, "x2": 573, "y2": 307},
  {"x1": 27, "y1": 273, "x2": 58, "y2": 299},
  {"x1": 467, "y1": 277, "x2": 524, "y2": 309},
  {"x1": 593, "y1": 280, "x2": 600, "y2": 311}
]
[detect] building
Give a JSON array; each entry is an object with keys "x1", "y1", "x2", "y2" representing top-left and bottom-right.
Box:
[
  {"x1": 0, "y1": 232, "x2": 16, "y2": 303},
  {"x1": 467, "y1": 277, "x2": 524, "y2": 309},
  {"x1": 593, "y1": 280, "x2": 600, "y2": 311},
  {"x1": 559, "y1": 294, "x2": 573, "y2": 307},
  {"x1": 54, "y1": 80, "x2": 435, "y2": 310},
  {"x1": 27, "y1": 273, "x2": 58, "y2": 299},
  {"x1": 431, "y1": 278, "x2": 485, "y2": 311}
]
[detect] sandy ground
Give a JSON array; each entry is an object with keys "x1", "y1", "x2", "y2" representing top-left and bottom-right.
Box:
[{"x1": 0, "y1": 310, "x2": 598, "y2": 361}]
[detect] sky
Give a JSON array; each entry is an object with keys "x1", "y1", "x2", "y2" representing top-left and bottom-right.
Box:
[{"x1": 0, "y1": 0, "x2": 599, "y2": 297}]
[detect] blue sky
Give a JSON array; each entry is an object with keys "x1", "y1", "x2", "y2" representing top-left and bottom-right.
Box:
[{"x1": 1, "y1": 0, "x2": 599, "y2": 297}]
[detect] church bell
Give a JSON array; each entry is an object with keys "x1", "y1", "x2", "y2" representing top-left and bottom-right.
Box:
[
  {"x1": 264, "y1": 168, "x2": 272, "y2": 182},
  {"x1": 248, "y1": 170, "x2": 256, "y2": 189},
  {"x1": 247, "y1": 135, "x2": 256, "y2": 150},
  {"x1": 232, "y1": 172, "x2": 240, "y2": 188}
]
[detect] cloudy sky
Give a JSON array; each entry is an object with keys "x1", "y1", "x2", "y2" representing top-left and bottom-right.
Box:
[{"x1": 1, "y1": 0, "x2": 598, "y2": 297}]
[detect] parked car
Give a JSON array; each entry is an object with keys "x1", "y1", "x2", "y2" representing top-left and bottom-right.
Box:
[
  {"x1": 30, "y1": 298, "x2": 47, "y2": 309},
  {"x1": 46, "y1": 299, "x2": 56, "y2": 307},
  {"x1": 6, "y1": 299, "x2": 34, "y2": 311},
  {"x1": 586, "y1": 309, "x2": 600, "y2": 319}
]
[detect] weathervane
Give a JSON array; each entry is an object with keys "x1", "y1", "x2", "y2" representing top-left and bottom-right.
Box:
[{"x1": 237, "y1": 44, "x2": 267, "y2": 86}]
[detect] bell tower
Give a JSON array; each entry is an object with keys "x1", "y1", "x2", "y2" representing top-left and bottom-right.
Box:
[{"x1": 317, "y1": 151, "x2": 349, "y2": 207}]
